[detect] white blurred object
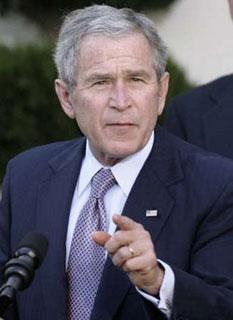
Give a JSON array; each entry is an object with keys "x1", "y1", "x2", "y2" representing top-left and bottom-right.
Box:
[{"x1": 148, "y1": 0, "x2": 233, "y2": 85}]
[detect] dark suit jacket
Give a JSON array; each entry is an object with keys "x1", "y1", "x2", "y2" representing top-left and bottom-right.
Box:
[
  {"x1": 1, "y1": 127, "x2": 233, "y2": 319},
  {"x1": 165, "y1": 74, "x2": 233, "y2": 159}
]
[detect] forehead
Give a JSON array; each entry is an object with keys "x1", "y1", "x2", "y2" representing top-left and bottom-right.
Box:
[{"x1": 77, "y1": 33, "x2": 154, "y2": 71}]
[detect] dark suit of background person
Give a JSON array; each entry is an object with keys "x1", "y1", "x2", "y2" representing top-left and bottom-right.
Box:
[
  {"x1": 164, "y1": 74, "x2": 233, "y2": 159},
  {"x1": 2, "y1": 4, "x2": 233, "y2": 320},
  {"x1": 2, "y1": 126, "x2": 233, "y2": 319}
]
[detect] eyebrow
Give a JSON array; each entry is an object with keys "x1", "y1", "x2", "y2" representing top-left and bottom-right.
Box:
[
  {"x1": 125, "y1": 69, "x2": 152, "y2": 79},
  {"x1": 83, "y1": 73, "x2": 112, "y2": 85},
  {"x1": 85, "y1": 69, "x2": 153, "y2": 82}
]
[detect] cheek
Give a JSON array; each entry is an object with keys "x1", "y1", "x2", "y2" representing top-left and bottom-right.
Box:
[
  {"x1": 73, "y1": 97, "x2": 103, "y2": 136},
  {"x1": 140, "y1": 94, "x2": 159, "y2": 123}
]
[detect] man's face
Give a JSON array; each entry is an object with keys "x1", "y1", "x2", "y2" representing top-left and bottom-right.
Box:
[{"x1": 56, "y1": 33, "x2": 169, "y2": 166}]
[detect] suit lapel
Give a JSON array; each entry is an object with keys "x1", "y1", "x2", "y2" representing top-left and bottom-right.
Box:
[
  {"x1": 203, "y1": 80, "x2": 233, "y2": 158},
  {"x1": 123, "y1": 127, "x2": 183, "y2": 241},
  {"x1": 93, "y1": 127, "x2": 184, "y2": 319},
  {"x1": 35, "y1": 138, "x2": 86, "y2": 320}
]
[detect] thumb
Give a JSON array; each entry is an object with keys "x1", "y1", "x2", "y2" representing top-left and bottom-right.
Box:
[{"x1": 92, "y1": 231, "x2": 111, "y2": 246}]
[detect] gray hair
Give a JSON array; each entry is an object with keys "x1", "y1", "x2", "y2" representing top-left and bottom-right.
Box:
[{"x1": 54, "y1": 4, "x2": 168, "y2": 91}]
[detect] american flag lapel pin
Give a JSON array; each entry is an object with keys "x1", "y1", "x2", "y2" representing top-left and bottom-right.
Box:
[{"x1": 146, "y1": 209, "x2": 158, "y2": 217}]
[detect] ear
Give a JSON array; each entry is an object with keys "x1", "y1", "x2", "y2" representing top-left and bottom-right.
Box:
[
  {"x1": 55, "y1": 79, "x2": 75, "y2": 119},
  {"x1": 157, "y1": 72, "x2": 170, "y2": 116}
]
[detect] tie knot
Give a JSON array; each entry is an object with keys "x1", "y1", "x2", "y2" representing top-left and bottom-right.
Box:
[{"x1": 91, "y1": 168, "x2": 116, "y2": 199}]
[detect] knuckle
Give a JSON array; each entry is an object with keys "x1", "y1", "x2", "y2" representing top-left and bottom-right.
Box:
[
  {"x1": 133, "y1": 277, "x2": 142, "y2": 288},
  {"x1": 147, "y1": 255, "x2": 157, "y2": 269},
  {"x1": 118, "y1": 247, "x2": 127, "y2": 260},
  {"x1": 124, "y1": 259, "x2": 132, "y2": 271},
  {"x1": 143, "y1": 230, "x2": 151, "y2": 239},
  {"x1": 104, "y1": 240, "x2": 113, "y2": 252},
  {"x1": 112, "y1": 256, "x2": 121, "y2": 267},
  {"x1": 114, "y1": 230, "x2": 122, "y2": 241},
  {"x1": 149, "y1": 251, "x2": 156, "y2": 261},
  {"x1": 137, "y1": 223, "x2": 144, "y2": 230}
]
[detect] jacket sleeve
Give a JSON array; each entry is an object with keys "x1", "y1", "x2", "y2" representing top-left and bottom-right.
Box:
[
  {"x1": 0, "y1": 162, "x2": 19, "y2": 320},
  {"x1": 171, "y1": 180, "x2": 233, "y2": 319}
]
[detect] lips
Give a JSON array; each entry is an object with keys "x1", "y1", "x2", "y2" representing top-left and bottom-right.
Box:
[
  {"x1": 107, "y1": 123, "x2": 135, "y2": 126},
  {"x1": 105, "y1": 123, "x2": 137, "y2": 136}
]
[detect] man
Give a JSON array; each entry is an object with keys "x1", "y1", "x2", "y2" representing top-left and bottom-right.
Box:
[
  {"x1": 165, "y1": 0, "x2": 233, "y2": 160},
  {"x1": 1, "y1": 4, "x2": 233, "y2": 320}
]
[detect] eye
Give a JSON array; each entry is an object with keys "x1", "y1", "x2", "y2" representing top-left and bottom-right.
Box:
[
  {"x1": 93, "y1": 79, "x2": 109, "y2": 86},
  {"x1": 131, "y1": 77, "x2": 144, "y2": 83}
]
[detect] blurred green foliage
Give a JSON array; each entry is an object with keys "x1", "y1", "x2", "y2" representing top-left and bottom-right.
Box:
[
  {"x1": 17, "y1": 0, "x2": 175, "y2": 12},
  {"x1": 0, "y1": 44, "x2": 193, "y2": 181},
  {"x1": 0, "y1": 45, "x2": 78, "y2": 180},
  {"x1": 2, "y1": 0, "x2": 175, "y2": 16},
  {"x1": 167, "y1": 58, "x2": 194, "y2": 103},
  {"x1": 1, "y1": 1, "x2": 177, "y2": 37},
  {"x1": 158, "y1": 58, "x2": 195, "y2": 123}
]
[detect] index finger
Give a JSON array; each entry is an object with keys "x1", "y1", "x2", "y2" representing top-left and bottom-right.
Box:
[{"x1": 113, "y1": 214, "x2": 143, "y2": 231}]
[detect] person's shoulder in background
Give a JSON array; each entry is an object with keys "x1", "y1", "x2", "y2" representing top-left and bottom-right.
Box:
[{"x1": 163, "y1": 74, "x2": 233, "y2": 149}]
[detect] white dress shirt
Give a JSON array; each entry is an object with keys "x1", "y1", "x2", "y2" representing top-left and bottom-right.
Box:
[{"x1": 66, "y1": 131, "x2": 174, "y2": 318}]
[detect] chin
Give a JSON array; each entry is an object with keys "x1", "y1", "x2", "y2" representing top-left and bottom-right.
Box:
[{"x1": 104, "y1": 143, "x2": 140, "y2": 160}]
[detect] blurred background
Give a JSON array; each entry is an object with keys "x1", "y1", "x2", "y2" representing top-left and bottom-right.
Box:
[{"x1": 0, "y1": 0, "x2": 232, "y2": 182}]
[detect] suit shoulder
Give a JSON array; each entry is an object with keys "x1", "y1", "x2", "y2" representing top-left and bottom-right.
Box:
[
  {"x1": 8, "y1": 138, "x2": 85, "y2": 171},
  {"x1": 170, "y1": 132, "x2": 233, "y2": 176},
  {"x1": 169, "y1": 74, "x2": 233, "y2": 112}
]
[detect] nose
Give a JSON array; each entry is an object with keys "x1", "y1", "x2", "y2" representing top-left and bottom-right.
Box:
[{"x1": 109, "y1": 82, "x2": 131, "y2": 110}]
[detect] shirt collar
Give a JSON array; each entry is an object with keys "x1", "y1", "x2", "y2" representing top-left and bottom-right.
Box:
[
  {"x1": 112, "y1": 132, "x2": 154, "y2": 196},
  {"x1": 77, "y1": 143, "x2": 103, "y2": 197},
  {"x1": 77, "y1": 132, "x2": 154, "y2": 197}
]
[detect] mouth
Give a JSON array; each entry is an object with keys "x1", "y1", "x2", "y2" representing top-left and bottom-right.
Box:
[
  {"x1": 105, "y1": 123, "x2": 137, "y2": 136},
  {"x1": 107, "y1": 123, "x2": 135, "y2": 127}
]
